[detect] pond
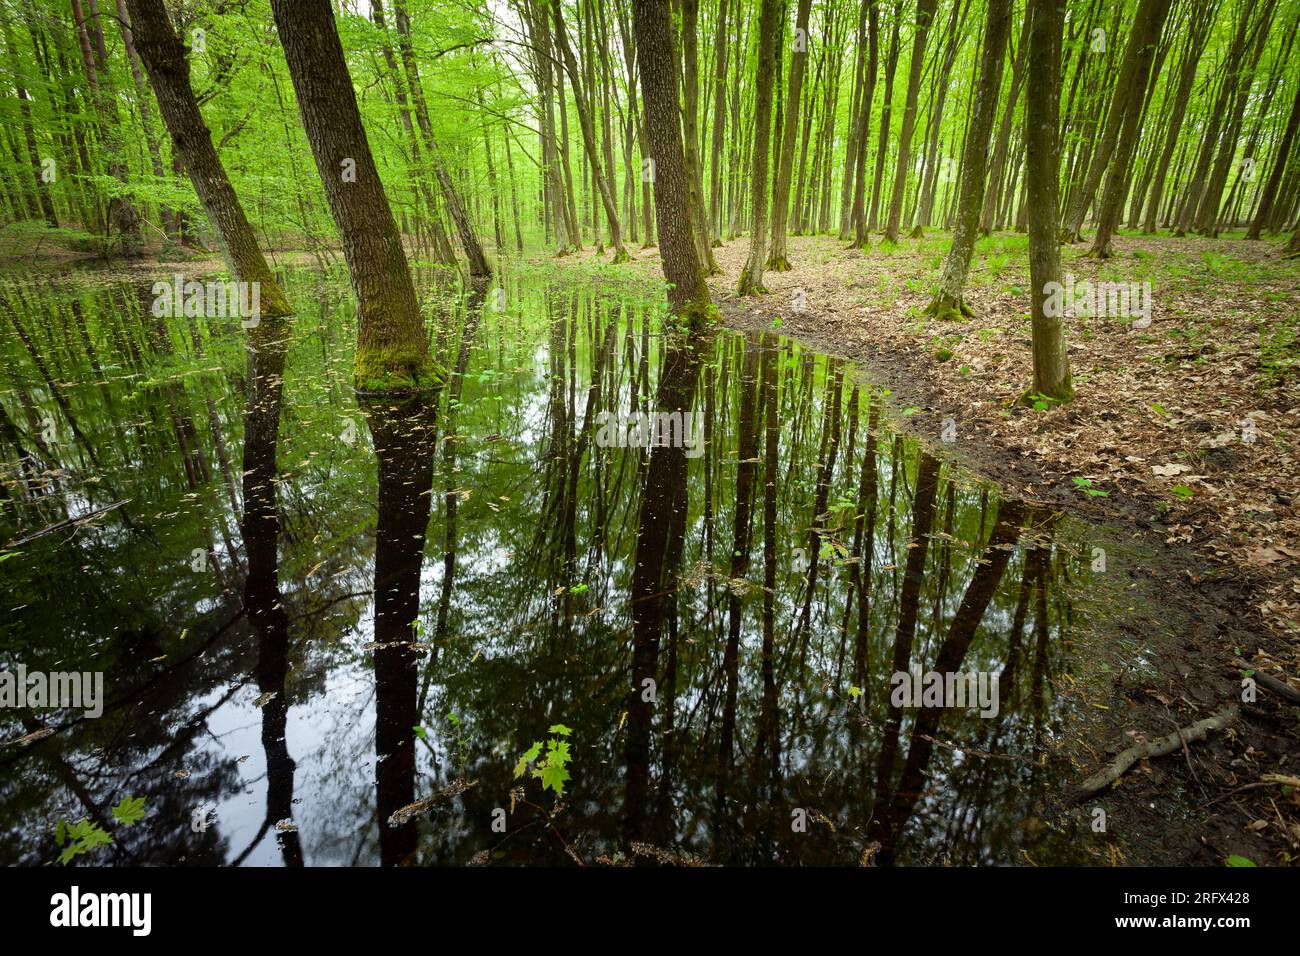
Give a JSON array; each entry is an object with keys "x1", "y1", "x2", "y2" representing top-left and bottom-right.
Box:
[{"x1": 0, "y1": 263, "x2": 1125, "y2": 866}]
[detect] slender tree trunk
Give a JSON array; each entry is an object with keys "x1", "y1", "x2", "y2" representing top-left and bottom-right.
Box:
[
  {"x1": 736, "y1": 0, "x2": 783, "y2": 295},
  {"x1": 1024, "y1": 0, "x2": 1073, "y2": 403},
  {"x1": 1248, "y1": 83, "x2": 1300, "y2": 238},
  {"x1": 1088, "y1": 0, "x2": 1174, "y2": 256},
  {"x1": 883, "y1": 0, "x2": 938, "y2": 242},
  {"x1": 708, "y1": 0, "x2": 730, "y2": 245},
  {"x1": 553, "y1": 0, "x2": 628, "y2": 261},
  {"x1": 926, "y1": 0, "x2": 1010, "y2": 319},
  {"x1": 390, "y1": 0, "x2": 491, "y2": 277},
  {"x1": 680, "y1": 0, "x2": 720, "y2": 272},
  {"x1": 768, "y1": 0, "x2": 814, "y2": 270}
]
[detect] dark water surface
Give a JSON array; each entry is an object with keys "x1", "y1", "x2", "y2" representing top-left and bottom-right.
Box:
[{"x1": 0, "y1": 264, "x2": 1122, "y2": 865}]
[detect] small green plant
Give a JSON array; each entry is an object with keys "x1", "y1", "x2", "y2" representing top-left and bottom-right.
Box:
[
  {"x1": 1072, "y1": 477, "x2": 1110, "y2": 498},
  {"x1": 52, "y1": 795, "x2": 147, "y2": 864},
  {"x1": 514, "y1": 724, "x2": 574, "y2": 797}
]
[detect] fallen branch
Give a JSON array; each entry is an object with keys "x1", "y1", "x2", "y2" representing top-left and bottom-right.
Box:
[
  {"x1": 1254, "y1": 670, "x2": 1300, "y2": 706},
  {"x1": 3, "y1": 499, "x2": 130, "y2": 548},
  {"x1": 1064, "y1": 705, "x2": 1238, "y2": 805}
]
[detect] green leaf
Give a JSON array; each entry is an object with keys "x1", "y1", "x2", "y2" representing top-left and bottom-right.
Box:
[
  {"x1": 547, "y1": 723, "x2": 573, "y2": 737},
  {"x1": 111, "y1": 795, "x2": 147, "y2": 826},
  {"x1": 1226, "y1": 854, "x2": 1257, "y2": 867},
  {"x1": 547, "y1": 739, "x2": 571, "y2": 764},
  {"x1": 535, "y1": 762, "x2": 571, "y2": 796},
  {"x1": 413, "y1": 725, "x2": 428, "y2": 741},
  {"x1": 514, "y1": 740, "x2": 543, "y2": 779}
]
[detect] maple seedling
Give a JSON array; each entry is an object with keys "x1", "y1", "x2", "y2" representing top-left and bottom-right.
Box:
[{"x1": 513, "y1": 724, "x2": 573, "y2": 797}]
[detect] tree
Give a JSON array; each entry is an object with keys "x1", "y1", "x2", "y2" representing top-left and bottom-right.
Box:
[
  {"x1": 630, "y1": 0, "x2": 712, "y2": 322},
  {"x1": 1247, "y1": 83, "x2": 1300, "y2": 239},
  {"x1": 1087, "y1": 0, "x2": 1175, "y2": 257},
  {"x1": 926, "y1": 0, "x2": 1011, "y2": 319},
  {"x1": 552, "y1": 0, "x2": 628, "y2": 262},
  {"x1": 269, "y1": 0, "x2": 435, "y2": 392},
  {"x1": 123, "y1": 0, "x2": 293, "y2": 319},
  {"x1": 768, "y1": 0, "x2": 815, "y2": 271},
  {"x1": 1024, "y1": 0, "x2": 1072, "y2": 403},
  {"x1": 736, "y1": 0, "x2": 782, "y2": 295},
  {"x1": 882, "y1": 0, "x2": 939, "y2": 243}
]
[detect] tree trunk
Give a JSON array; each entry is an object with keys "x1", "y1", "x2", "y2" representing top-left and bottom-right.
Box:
[
  {"x1": 1248, "y1": 83, "x2": 1300, "y2": 239},
  {"x1": 552, "y1": 0, "x2": 628, "y2": 261},
  {"x1": 270, "y1": 0, "x2": 434, "y2": 392},
  {"x1": 768, "y1": 0, "x2": 814, "y2": 270},
  {"x1": 123, "y1": 0, "x2": 292, "y2": 318},
  {"x1": 631, "y1": 0, "x2": 712, "y2": 321},
  {"x1": 1087, "y1": 0, "x2": 1174, "y2": 257},
  {"x1": 883, "y1": 0, "x2": 938, "y2": 242},
  {"x1": 736, "y1": 0, "x2": 783, "y2": 295},
  {"x1": 926, "y1": 0, "x2": 1010, "y2": 319},
  {"x1": 1024, "y1": 0, "x2": 1073, "y2": 403}
]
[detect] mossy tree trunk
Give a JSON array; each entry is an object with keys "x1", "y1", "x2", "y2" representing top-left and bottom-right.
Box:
[
  {"x1": 926, "y1": 0, "x2": 1011, "y2": 319},
  {"x1": 124, "y1": 0, "x2": 293, "y2": 318},
  {"x1": 270, "y1": 0, "x2": 434, "y2": 393}
]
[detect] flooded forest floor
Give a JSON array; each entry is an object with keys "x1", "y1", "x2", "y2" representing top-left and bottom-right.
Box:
[{"x1": 557, "y1": 229, "x2": 1300, "y2": 865}]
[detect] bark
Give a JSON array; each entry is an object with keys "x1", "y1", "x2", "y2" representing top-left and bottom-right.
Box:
[
  {"x1": 1024, "y1": 0, "x2": 1073, "y2": 403},
  {"x1": 883, "y1": 0, "x2": 938, "y2": 242},
  {"x1": 270, "y1": 0, "x2": 434, "y2": 392},
  {"x1": 768, "y1": 0, "x2": 814, "y2": 269},
  {"x1": 1248, "y1": 83, "x2": 1300, "y2": 239},
  {"x1": 123, "y1": 0, "x2": 292, "y2": 318},
  {"x1": 631, "y1": 0, "x2": 711, "y2": 320},
  {"x1": 736, "y1": 0, "x2": 783, "y2": 295},
  {"x1": 926, "y1": 0, "x2": 1011, "y2": 318}
]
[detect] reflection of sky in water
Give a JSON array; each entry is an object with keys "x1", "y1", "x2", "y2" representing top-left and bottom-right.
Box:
[{"x1": 0, "y1": 266, "x2": 1126, "y2": 866}]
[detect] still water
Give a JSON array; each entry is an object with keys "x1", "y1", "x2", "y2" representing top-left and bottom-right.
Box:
[{"x1": 0, "y1": 264, "x2": 1120, "y2": 865}]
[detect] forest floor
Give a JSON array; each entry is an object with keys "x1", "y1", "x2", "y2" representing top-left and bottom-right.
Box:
[{"x1": 557, "y1": 228, "x2": 1300, "y2": 866}]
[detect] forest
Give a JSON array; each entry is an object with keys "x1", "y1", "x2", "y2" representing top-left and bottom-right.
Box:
[{"x1": 0, "y1": 0, "x2": 1297, "y2": 882}]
